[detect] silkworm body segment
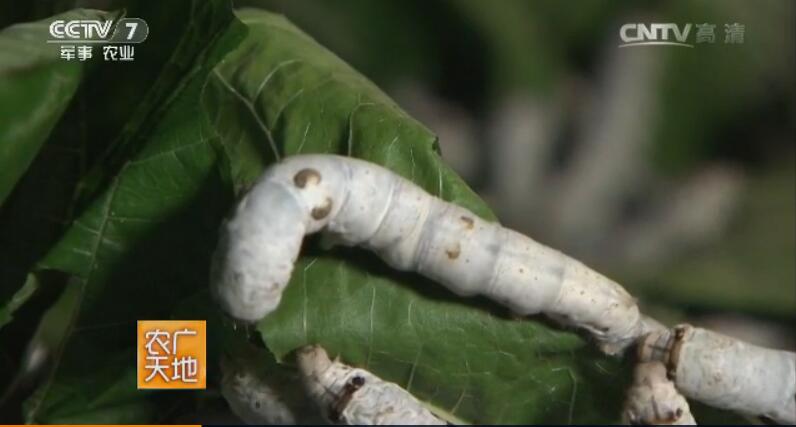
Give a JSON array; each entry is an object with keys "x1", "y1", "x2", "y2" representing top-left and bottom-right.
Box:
[
  {"x1": 220, "y1": 356, "x2": 296, "y2": 424},
  {"x1": 640, "y1": 324, "x2": 796, "y2": 424},
  {"x1": 297, "y1": 345, "x2": 445, "y2": 425},
  {"x1": 211, "y1": 154, "x2": 644, "y2": 353}
]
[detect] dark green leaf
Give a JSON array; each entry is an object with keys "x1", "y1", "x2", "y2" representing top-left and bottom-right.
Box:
[
  {"x1": 0, "y1": 9, "x2": 108, "y2": 205},
  {"x1": 20, "y1": 1, "x2": 247, "y2": 422},
  {"x1": 0, "y1": 274, "x2": 38, "y2": 331}
]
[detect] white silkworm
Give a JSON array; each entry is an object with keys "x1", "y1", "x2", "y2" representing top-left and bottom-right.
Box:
[
  {"x1": 296, "y1": 345, "x2": 445, "y2": 425},
  {"x1": 639, "y1": 324, "x2": 796, "y2": 424},
  {"x1": 211, "y1": 154, "x2": 644, "y2": 354},
  {"x1": 220, "y1": 356, "x2": 296, "y2": 425},
  {"x1": 622, "y1": 361, "x2": 696, "y2": 425},
  {"x1": 211, "y1": 154, "x2": 796, "y2": 423}
]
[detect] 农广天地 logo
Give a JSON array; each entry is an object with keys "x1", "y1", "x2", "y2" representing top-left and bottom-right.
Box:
[{"x1": 137, "y1": 320, "x2": 207, "y2": 389}]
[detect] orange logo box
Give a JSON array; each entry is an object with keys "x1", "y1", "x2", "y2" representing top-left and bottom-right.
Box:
[{"x1": 137, "y1": 320, "x2": 207, "y2": 389}]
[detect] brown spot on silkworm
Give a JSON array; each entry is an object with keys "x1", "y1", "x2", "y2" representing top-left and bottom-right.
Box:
[
  {"x1": 311, "y1": 197, "x2": 333, "y2": 220},
  {"x1": 445, "y1": 243, "x2": 461, "y2": 260},
  {"x1": 329, "y1": 375, "x2": 365, "y2": 423},
  {"x1": 294, "y1": 168, "x2": 321, "y2": 188},
  {"x1": 350, "y1": 375, "x2": 365, "y2": 387},
  {"x1": 460, "y1": 216, "x2": 474, "y2": 230}
]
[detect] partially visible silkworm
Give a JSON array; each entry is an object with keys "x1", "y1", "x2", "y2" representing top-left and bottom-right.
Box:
[
  {"x1": 220, "y1": 356, "x2": 296, "y2": 425},
  {"x1": 639, "y1": 324, "x2": 796, "y2": 424},
  {"x1": 622, "y1": 361, "x2": 696, "y2": 425},
  {"x1": 211, "y1": 154, "x2": 644, "y2": 354},
  {"x1": 296, "y1": 345, "x2": 445, "y2": 425}
]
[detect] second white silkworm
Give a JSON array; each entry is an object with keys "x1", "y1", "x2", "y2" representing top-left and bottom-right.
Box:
[
  {"x1": 296, "y1": 345, "x2": 445, "y2": 425},
  {"x1": 211, "y1": 154, "x2": 644, "y2": 354},
  {"x1": 639, "y1": 324, "x2": 796, "y2": 424},
  {"x1": 220, "y1": 356, "x2": 296, "y2": 425},
  {"x1": 623, "y1": 361, "x2": 696, "y2": 425}
]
